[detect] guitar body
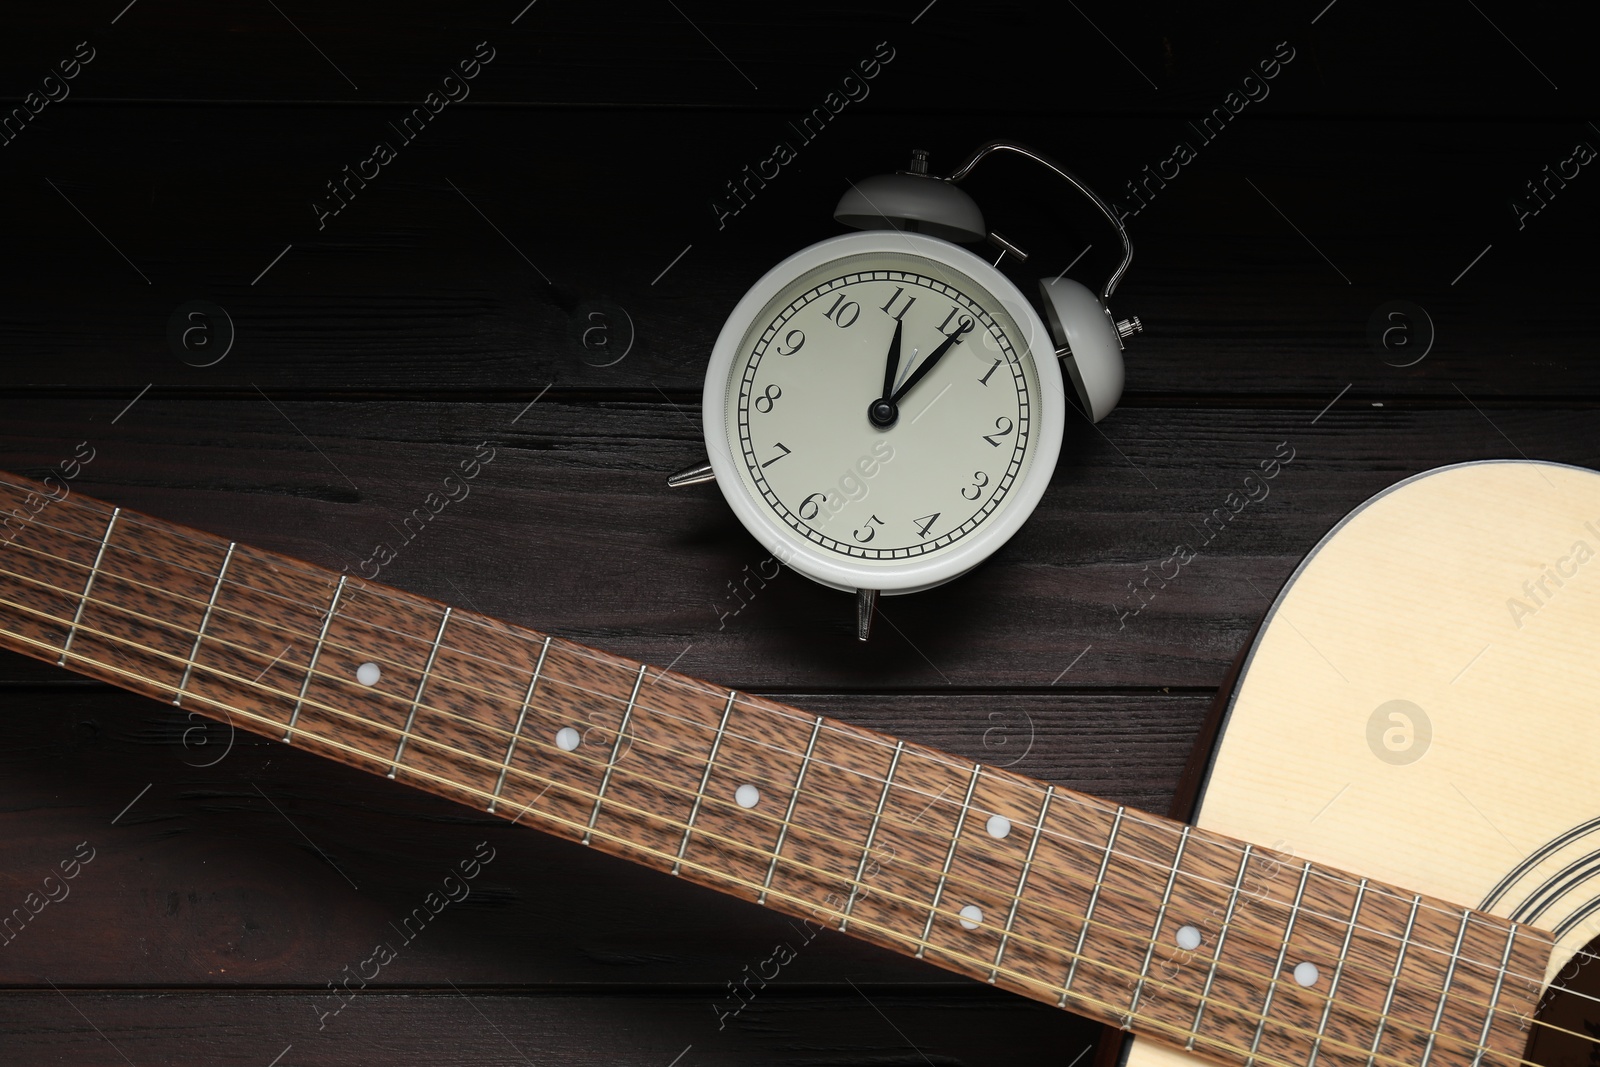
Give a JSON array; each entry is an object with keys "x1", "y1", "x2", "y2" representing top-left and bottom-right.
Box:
[{"x1": 1122, "y1": 460, "x2": 1600, "y2": 1067}]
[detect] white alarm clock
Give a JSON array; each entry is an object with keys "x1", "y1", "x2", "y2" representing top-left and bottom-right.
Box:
[{"x1": 671, "y1": 141, "x2": 1141, "y2": 639}]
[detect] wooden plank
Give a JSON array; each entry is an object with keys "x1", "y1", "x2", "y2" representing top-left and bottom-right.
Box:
[
  {"x1": 0, "y1": 686, "x2": 1201, "y2": 986},
  {"x1": 0, "y1": 989, "x2": 1098, "y2": 1067},
  {"x1": 1, "y1": 398, "x2": 1595, "y2": 689},
  {"x1": 0, "y1": 110, "x2": 1596, "y2": 396},
  {"x1": 0, "y1": 2, "x2": 1587, "y2": 114}
]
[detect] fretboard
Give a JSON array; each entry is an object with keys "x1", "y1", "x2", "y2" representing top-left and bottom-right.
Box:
[{"x1": 0, "y1": 471, "x2": 1553, "y2": 1067}]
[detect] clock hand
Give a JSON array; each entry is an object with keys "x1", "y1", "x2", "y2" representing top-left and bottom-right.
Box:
[
  {"x1": 882, "y1": 319, "x2": 903, "y2": 401},
  {"x1": 890, "y1": 318, "x2": 975, "y2": 404},
  {"x1": 867, "y1": 320, "x2": 904, "y2": 428}
]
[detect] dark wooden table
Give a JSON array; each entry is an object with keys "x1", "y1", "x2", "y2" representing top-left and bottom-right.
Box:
[{"x1": 2, "y1": 3, "x2": 1596, "y2": 1064}]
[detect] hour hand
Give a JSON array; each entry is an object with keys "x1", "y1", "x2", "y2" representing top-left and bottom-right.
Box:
[
  {"x1": 882, "y1": 319, "x2": 903, "y2": 402},
  {"x1": 868, "y1": 320, "x2": 903, "y2": 428}
]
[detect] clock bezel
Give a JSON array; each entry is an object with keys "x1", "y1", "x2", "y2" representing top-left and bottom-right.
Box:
[{"x1": 701, "y1": 230, "x2": 1066, "y2": 594}]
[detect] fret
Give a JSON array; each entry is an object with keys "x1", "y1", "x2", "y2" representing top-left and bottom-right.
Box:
[
  {"x1": 757, "y1": 715, "x2": 824, "y2": 905},
  {"x1": 1244, "y1": 860, "x2": 1313, "y2": 1066},
  {"x1": 0, "y1": 482, "x2": 119, "y2": 661},
  {"x1": 673, "y1": 689, "x2": 737, "y2": 875},
  {"x1": 738, "y1": 718, "x2": 929, "y2": 961},
  {"x1": 1469, "y1": 924, "x2": 1520, "y2": 1067},
  {"x1": 595, "y1": 668, "x2": 752, "y2": 874},
  {"x1": 840, "y1": 740, "x2": 904, "y2": 931},
  {"x1": 173, "y1": 541, "x2": 235, "y2": 705},
  {"x1": 405, "y1": 617, "x2": 560, "y2": 818},
  {"x1": 176, "y1": 543, "x2": 338, "y2": 738},
  {"x1": 1307, "y1": 878, "x2": 1367, "y2": 1067},
  {"x1": 987, "y1": 785, "x2": 1055, "y2": 983},
  {"x1": 283, "y1": 574, "x2": 346, "y2": 743},
  {"x1": 58, "y1": 506, "x2": 118, "y2": 665},
  {"x1": 582, "y1": 663, "x2": 647, "y2": 846},
  {"x1": 1417, "y1": 909, "x2": 1473, "y2": 1067},
  {"x1": 70, "y1": 510, "x2": 232, "y2": 701},
  {"x1": 299, "y1": 582, "x2": 457, "y2": 774},
  {"x1": 488, "y1": 634, "x2": 551, "y2": 813},
  {"x1": 1366, "y1": 894, "x2": 1423, "y2": 1067},
  {"x1": 387, "y1": 607, "x2": 453, "y2": 778},
  {"x1": 1126, "y1": 823, "x2": 1192, "y2": 1017},
  {"x1": 1059, "y1": 806, "x2": 1126, "y2": 1004},
  {"x1": 1182, "y1": 843, "x2": 1252, "y2": 1045},
  {"x1": 916, "y1": 763, "x2": 983, "y2": 958}
]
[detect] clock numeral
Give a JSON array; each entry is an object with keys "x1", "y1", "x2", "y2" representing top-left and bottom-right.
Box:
[
  {"x1": 913, "y1": 512, "x2": 941, "y2": 539},
  {"x1": 754, "y1": 383, "x2": 782, "y2": 413},
  {"x1": 853, "y1": 514, "x2": 884, "y2": 543},
  {"x1": 759, "y1": 442, "x2": 791, "y2": 469},
  {"x1": 978, "y1": 358, "x2": 1002, "y2": 386},
  {"x1": 776, "y1": 328, "x2": 805, "y2": 356},
  {"x1": 982, "y1": 416, "x2": 1015, "y2": 447},
  {"x1": 824, "y1": 293, "x2": 861, "y2": 328},
  {"x1": 879, "y1": 286, "x2": 917, "y2": 322},
  {"x1": 936, "y1": 306, "x2": 975, "y2": 340},
  {"x1": 960, "y1": 471, "x2": 990, "y2": 500},
  {"x1": 798, "y1": 492, "x2": 826, "y2": 521}
]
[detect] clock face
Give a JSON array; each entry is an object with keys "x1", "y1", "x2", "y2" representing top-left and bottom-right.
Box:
[{"x1": 719, "y1": 247, "x2": 1048, "y2": 575}]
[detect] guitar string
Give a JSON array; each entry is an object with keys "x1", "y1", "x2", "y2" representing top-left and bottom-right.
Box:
[
  {"x1": 0, "y1": 530, "x2": 1593, "y2": 1026},
  {"x1": 0, "y1": 498, "x2": 1595, "y2": 1006},
  {"x1": 0, "y1": 523, "x2": 1578, "y2": 1010},
  {"x1": 0, "y1": 518, "x2": 1587, "y2": 1036},
  {"x1": 1, "y1": 489, "x2": 1581, "y2": 980},
  {"x1": 14, "y1": 484, "x2": 1593, "y2": 984},
  {"x1": 3, "y1": 481, "x2": 1589, "y2": 980},
  {"x1": 0, "y1": 589, "x2": 1591, "y2": 1061},
  {"x1": 2, "y1": 480, "x2": 1595, "y2": 981},
  {"x1": 0, "y1": 619, "x2": 1572, "y2": 1067},
  {"x1": 0, "y1": 570, "x2": 1560, "y2": 1053}
]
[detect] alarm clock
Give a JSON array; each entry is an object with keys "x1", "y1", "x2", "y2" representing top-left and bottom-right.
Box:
[{"x1": 671, "y1": 141, "x2": 1141, "y2": 640}]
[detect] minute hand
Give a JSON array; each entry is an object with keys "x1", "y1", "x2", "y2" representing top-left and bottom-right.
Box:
[{"x1": 891, "y1": 319, "x2": 976, "y2": 404}]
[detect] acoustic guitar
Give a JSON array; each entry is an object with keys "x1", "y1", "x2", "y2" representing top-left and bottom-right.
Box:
[{"x1": 0, "y1": 459, "x2": 1595, "y2": 1067}]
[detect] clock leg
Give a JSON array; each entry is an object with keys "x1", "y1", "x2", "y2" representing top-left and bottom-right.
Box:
[
  {"x1": 667, "y1": 460, "x2": 715, "y2": 487},
  {"x1": 856, "y1": 588, "x2": 878, "y2": 642}
]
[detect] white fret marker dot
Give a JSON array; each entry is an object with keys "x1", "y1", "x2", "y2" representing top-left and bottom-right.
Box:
[
  {"x1": 735, "y1": 784, "x2": 761, "y2": 809},
  {"x1": 356, "y1": 662, "x2": 381, "y2": 686},
  {"x1": 1176, "y1": 925, "x2": 1202, "y2": 951},
  {"x1": 1293, "y1": 961, "x2": 1320, "y2": 987},
  {"x1": 958, "y1": 905, "x2": 984, "y2": 931},
  {"x1": 555, "y1": 727, "x2": 581, "y2": 752},
  {"x1": 986, "y1": 814, "x2": 1012, "y2": 840}
]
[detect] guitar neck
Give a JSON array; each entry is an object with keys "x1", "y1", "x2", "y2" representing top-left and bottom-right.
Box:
[{"x1": 0, "y1": 471, "x2": 1553, "y2": 1067}]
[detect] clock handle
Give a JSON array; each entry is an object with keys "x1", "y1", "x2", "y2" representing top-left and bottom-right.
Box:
[{"x1": 942, "y1": 140, "x2": 1134, "y2": 306}]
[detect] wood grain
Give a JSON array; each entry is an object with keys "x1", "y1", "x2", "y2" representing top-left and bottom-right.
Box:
[
  {"x1": 0, "y1": 469, "x2": 1556, "y2": 1067},
  {"x1": 0, "y1": 685, "x2": 1199, "y2": 988},
  {"x1": 0, "y1": 3, "x2": 1592, "y2": 114},
  {"x1": 0, "y1": 989, "x2": 1090, "y2": 1067},
  {"x1": 1, "y1": 110, "x2": 1597, "y2": 396},
  {"x1": 3, "y1": 2, "x2": 1597, "y2": 1062},
  {"x1": 0, "y1": 398, "x2": 1594, "y2": 692}
]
